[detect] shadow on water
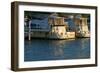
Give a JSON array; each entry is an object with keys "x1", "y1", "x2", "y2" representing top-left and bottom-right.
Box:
[{"x1": 24, "y1": 38, "x2": 90, "y2": 61}]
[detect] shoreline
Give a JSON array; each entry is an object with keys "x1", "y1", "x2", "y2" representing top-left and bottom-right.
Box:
[{"x1": 24, "y1": 37, "x2": 90, "y2": 40}]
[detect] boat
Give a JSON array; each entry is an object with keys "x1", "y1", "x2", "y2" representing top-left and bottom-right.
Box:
[{"x1": 74, "y1": 17, "x2": 90, "y2": 38}]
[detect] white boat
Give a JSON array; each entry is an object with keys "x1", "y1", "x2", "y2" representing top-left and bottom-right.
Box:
[{"x1": 74, "y1": 17, "x2": 90, "y2": 38}]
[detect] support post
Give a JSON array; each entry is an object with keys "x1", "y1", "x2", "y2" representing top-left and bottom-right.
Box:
[{"x1": 28, "y1": 20, "x2": 31, "y2": 41}]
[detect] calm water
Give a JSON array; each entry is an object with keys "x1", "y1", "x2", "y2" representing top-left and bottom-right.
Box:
[{"x1": 24, "y1": 38, "x2": 90, "y2": 61}]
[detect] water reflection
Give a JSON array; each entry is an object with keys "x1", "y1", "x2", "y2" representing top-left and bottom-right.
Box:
[
  {"x1": 51, "y1": 40, "x2": 65, "y2": 57},
  {"x1": 77, "y1": 38, "x2": 90, "y2": 58},
  {"x1": 24, "y1": 38, "x2": 90, "y2": 61}
]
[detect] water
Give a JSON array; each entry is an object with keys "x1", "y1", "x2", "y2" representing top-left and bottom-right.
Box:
[{"x1": 24, "y1": 38, "x2": 90, "y2": 61}]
